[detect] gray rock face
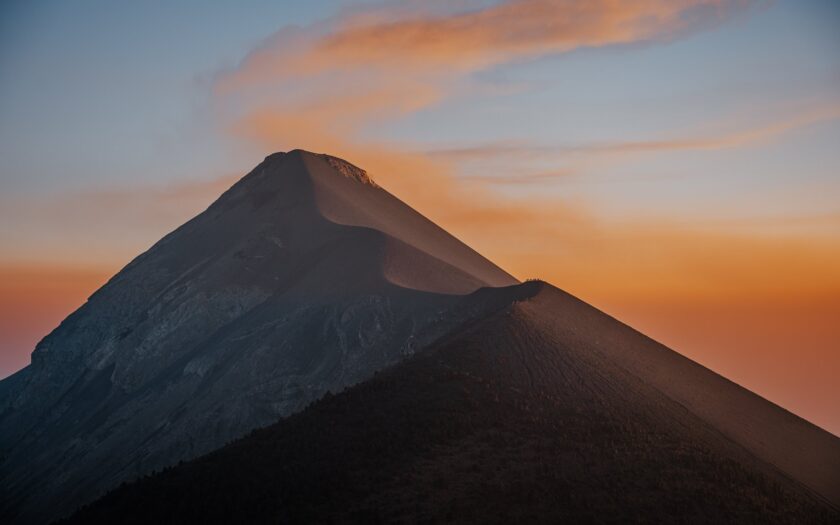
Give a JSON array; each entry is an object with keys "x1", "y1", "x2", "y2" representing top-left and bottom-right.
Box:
[{"x1": 0, "y1": 150, "x2": 517, "y2": 523}]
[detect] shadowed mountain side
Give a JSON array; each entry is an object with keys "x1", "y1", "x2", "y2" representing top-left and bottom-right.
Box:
[
  {"x1": 298, "y1": 151, "x2": 517, "y2": 289},
  {"x1": 0, "y1": 150, "x2": 517, "y2": 523},
  {"x1": 65, "y1": 281, "x2": 840, "y2": 524},
  {"x1": 521, "y1": 284, "x2": 840, "y2": 510}
]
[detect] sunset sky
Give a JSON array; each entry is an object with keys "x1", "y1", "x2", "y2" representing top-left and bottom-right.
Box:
[{"x1": 1, "y1": 0, "x2": 839, "y2": 434}]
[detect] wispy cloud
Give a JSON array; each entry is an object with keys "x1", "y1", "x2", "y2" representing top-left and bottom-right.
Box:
[
  {"x1": 579, "y1": 104, "x2": 840, "y2": 153},
  {"x1": 222, "y1": 0, "x2": 755, "y2": 85},
  {"x1": 459, "y1": 168, "x2": 579, "y2": 185},
  {"x1": 216, "y1": 0, "x2": 758, "y2": 147},
  {"x1": 425, "y1": 103, "x2": 840, "y2": 161}
]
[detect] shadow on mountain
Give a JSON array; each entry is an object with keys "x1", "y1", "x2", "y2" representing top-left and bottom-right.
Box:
[{"x1": 65, "y1": 281, "x2": 839, "y2": 524}]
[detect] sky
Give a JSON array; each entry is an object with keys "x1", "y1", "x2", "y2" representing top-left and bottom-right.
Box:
[{"x1": 1, "y1": 0, "x2": 838, "y2": 434}]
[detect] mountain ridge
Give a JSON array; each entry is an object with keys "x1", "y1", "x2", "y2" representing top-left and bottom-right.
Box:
[
  {"x1": 0, "y1": 150, "x2": 516, "y2": 523},
  {"x1": 64, "y1": 280, "x2": 840, "y2": 523}
]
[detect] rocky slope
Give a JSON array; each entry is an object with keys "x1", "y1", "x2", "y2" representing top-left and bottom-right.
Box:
[
  {"x1": 65, "y1": 281, "x2": 840, "y2": 524},
  {"x1": 0, "y1": 150, "x2": 516, "y2": 523}
]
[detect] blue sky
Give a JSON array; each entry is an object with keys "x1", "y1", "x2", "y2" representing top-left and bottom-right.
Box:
[{"x1": 0, "y1": 0, "x2": 341, "y2": 192}]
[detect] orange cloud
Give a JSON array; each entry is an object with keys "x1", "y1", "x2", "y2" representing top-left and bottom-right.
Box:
[
  {"x1": 221, "y1": 0, "x2": 754, "y2": 91},
  {"x1": 218, "y1": 0, "x2": 758, "y2": 152},
  {"x1": 577, "y1": 103, "x2": 840, "y2": 153},
  {"x1": 424, "y1": 103, "x2": 840, "y2": 173}
]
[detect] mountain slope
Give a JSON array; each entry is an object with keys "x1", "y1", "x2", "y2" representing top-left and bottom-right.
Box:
[
  {"x1": 65, "y1": 281, "x2": 840, "y2": 524},
  {"x1": 0, "y1": 150, "x2": 516, "y2": 523},
  {"x1": 299, "y1": 152, "x2": 516, "y2": 289}
]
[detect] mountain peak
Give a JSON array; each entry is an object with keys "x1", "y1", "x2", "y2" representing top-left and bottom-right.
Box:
[
  {"x1": 263, "y1": 149, "x2": 377, "y2": 187},
  {"x1": 317, "y1": 152, "x2": 377, "y2": 187}
]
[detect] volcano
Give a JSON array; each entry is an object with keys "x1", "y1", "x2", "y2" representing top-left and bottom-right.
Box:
[{"x1": 1, "y1": 151, "x2": 838, "y2": 523}]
